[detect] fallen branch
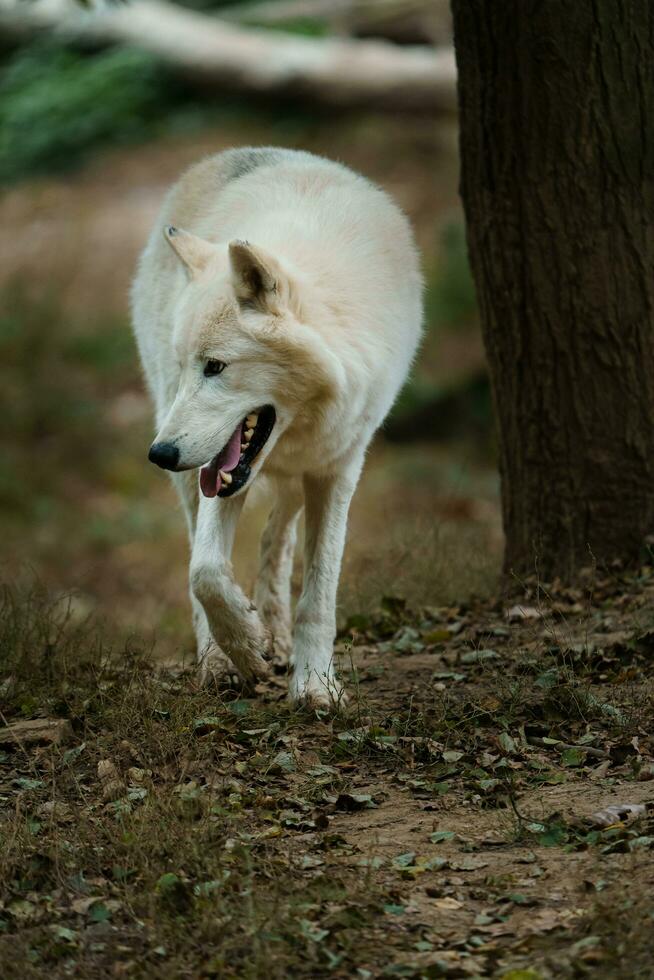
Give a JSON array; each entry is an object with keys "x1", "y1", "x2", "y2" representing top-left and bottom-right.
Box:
[
  {"x1": 225, "y1": 0, "x2": 436, "y2": 27},
  {"x1": 227, "y1": 0, "x2": 453, "y2": 47},
  {"x1": 0, "y1": 717, "x2": 72, "y2": 748},
  {"x1": 0, "y1": 0, "x2": 457, "y2": 113},
  {"x1": 527, "y1": 736, "x2": 608, "y2": 760}
]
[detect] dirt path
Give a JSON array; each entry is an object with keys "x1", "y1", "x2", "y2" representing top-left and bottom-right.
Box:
[{"x1": 2, "y1": 569, "x2": 654, "y2": 977}]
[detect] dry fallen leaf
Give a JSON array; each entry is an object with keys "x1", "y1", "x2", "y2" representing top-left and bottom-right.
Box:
[
  {"x1": 524, "y1": 908, "x2": 585, "y2": 934},
  {"x1": 127, "y1": 767, "x2": 151, "y2": 783},
  {"x1": 37, "y1": 800, "x2": 72, "y2": 822},
  {"x1": 431, "y1": 897, "x2": 464, "y2": 910},
  {"x1": 98, "y1": 759, "x2": 126, "y2": 802},
  {"x1": 590, "y1": 802, "x2": 650, "y2": 827},
  {"x1": 71, "y1": 896, "x2": 105, "y2": 916},
  {"x1": 97, "y1": 759, "x2": 119, "y2": 782},
  {"x1": 448, "y1": 856, "x2": 489, "y2": 871},
  {"x1": 506, "y1": 605, "x2": 543, "y2": 621}
]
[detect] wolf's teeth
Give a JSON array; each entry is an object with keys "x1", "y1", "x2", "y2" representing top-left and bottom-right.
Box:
[
  {"x1": 219, "y1": 470, "x2": 232, "y2": 485},
  {"x1": 244, "y1": 428, "x2": 254, "y2": 441},
  {"x1": 246, "y1": 413, "x2": 258, "y2": 428},
  {"x1": 241, "y1": 443, "x2": 248, "y2": 452}
]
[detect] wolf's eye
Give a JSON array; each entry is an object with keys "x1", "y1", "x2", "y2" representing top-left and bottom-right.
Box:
[{"x1": 204, "y1": 359, "x2": 226, "y2": 377}]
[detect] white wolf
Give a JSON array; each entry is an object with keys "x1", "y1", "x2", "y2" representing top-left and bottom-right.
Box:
[{"x1": 131, "y1": 147, "x2": 422, "y2": 704}]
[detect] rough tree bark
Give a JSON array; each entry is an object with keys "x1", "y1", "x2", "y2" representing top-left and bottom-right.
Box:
[{"x1": 451, "y1": 0, "x2": 654, "y2": 580}]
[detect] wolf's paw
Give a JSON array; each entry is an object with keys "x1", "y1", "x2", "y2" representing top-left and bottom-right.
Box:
[
  {"x1": 257, "y1": 606, "x2": 293, "y2": 673},
  {"x1": 269, "y1": 630, "x2": 292, "y2": 673},
  {"x1": 225, "y1": 623, "x2": 271, "y2": 687},
  {"x1": 288, "y1": 668, "x2": 347, "y2": 711},
  {"x1": 197, "y1": 645, "x2": 241, "y2": 689}
]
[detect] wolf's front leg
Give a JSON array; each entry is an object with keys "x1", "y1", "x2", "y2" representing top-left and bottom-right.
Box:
[
  {"x1": 289, "y1": 459, "x2": 363, "y2": 706},
  {"x1": 169, "y1": 471, "x2": 237, "y2": 683},
  {"x1": 191, "y1": 593, "x2": 241, "y2": 686},
  {"x1": 190, "y1": 493, "x2": 270, "y2": 684}
]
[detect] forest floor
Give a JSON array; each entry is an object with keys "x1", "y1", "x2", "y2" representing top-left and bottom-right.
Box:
[
  {"x1": 2, "y1": 117, "x2": 653, "y2": 979},
  {"x1": 1, "y1": 566, "x2": 654, "y2": 979}
]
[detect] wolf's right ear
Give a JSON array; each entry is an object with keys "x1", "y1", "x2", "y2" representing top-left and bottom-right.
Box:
[
  {"x1": 229, "y1": 240, "x2": 295, "y2": 315},
  {"x1": 163, "y1": 226, "x2": 216, "y2": 279}
]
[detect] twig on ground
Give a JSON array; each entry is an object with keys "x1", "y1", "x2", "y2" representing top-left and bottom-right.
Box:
[{"x1": 527, "y1": 736, "x2": 609, "y2": 760}]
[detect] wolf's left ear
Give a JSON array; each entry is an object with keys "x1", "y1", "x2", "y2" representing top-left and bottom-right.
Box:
[
  {"x1": 164, "y1": 226, "x2": 217, "y2": 279},
  {"x1": 228, "y1": 240, "x2": 294, "y2": 315}
]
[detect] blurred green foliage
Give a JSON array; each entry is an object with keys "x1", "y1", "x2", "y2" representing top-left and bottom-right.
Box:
[
  {"x1": 175, "y1": 0, "x2": 262, "y2": 9},
  {"x1": 246, "y1": 16, "x2": 328, "y2": 36},
  {"x1": 0, "y1": 41, "x2": 175, "y2": 182},
  {"x1": 388, "y1": 218, "x2": 488, "y2": 441},
  {"x1": 177, "y1": 0, "x2": 326, "y2": 28},
  {"x1": 0, "y1": 284, "x2": 189, "y2": 582},
  {"x1": 0, "y1": 285, "x2": 138, "y2": 523},
  {"x1": 424, "y1": 219, "x2": 477, "y2": 332},
  {"x1": 179, "y1": 0, "x2": 329, "y2": 32},
  {"x1": 0, "y1": 36, "x2": 323, "y2": 184}
]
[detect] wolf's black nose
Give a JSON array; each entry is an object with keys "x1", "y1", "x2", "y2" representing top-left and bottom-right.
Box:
[{"x1": 148, "y1": 442, "x2": 180, "y2": 471}]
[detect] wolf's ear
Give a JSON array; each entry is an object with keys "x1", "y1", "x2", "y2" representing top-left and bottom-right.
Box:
[
  {"x1": 164, "y1": 226, "x2": 216, "y2": 279},
  {"x1": 228, "y1": 240, "x2": 291, "y2": 315}
]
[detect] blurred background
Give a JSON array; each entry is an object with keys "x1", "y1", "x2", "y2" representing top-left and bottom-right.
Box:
[{"x1": 0, "y1": 0, "x2": 501, "y2": 661}]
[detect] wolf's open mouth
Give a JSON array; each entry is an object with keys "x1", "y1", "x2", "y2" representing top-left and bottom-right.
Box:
[{"x1": 199, "y1": 405, "x2": 276, "y2": 499}]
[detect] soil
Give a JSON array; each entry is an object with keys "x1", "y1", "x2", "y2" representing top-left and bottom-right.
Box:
[{"x1": 2, "y1": 568, "x2": 654, "y2": 978}]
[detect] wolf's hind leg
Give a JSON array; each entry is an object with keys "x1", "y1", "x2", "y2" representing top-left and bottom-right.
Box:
[{"x1": 255, "y1": 481, "x2": 303, "y2": 668}]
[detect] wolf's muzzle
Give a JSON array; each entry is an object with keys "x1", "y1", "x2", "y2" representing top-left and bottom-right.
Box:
[{"x1": 148, "y1": 441, "x2": 180, "y2": 471}]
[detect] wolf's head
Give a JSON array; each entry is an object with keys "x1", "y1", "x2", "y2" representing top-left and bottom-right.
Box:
[{"x1": 148, "y1": 226, "x2": 343, "y2": 498}]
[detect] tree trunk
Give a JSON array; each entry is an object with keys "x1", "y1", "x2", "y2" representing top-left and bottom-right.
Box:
[{"x1": 451, "y1": 0, "x2": 654, "y2": 581}]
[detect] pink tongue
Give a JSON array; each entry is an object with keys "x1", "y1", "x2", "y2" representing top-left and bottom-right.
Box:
[
  {"x1": 216, "y1": 423, "x2": 243, "y2": 473},
  {"x1": 199, "y1": 421, "x2": 243, "y2": 498},
  {"x1": 199, "y1": 459, "x2": 218, "y2": 498}
]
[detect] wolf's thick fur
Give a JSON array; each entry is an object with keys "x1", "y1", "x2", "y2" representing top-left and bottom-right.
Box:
[{"x1": 132, "y1": 147, "x2": 422, "y2": 703}]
